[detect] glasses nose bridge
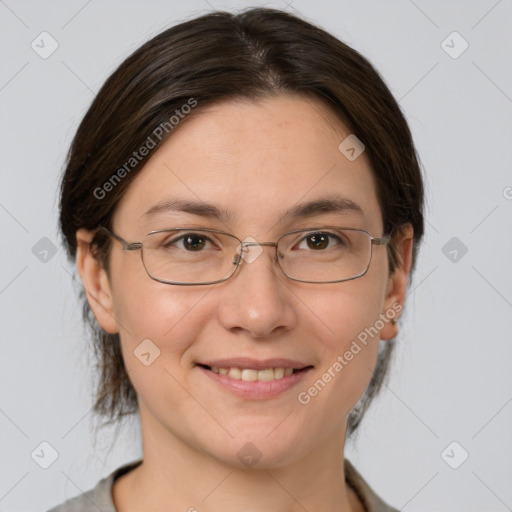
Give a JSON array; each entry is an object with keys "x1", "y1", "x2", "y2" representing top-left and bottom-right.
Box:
[
  {"x1": 239, "y1": 240, "x2": 279, "y2": 257},
  {"x1": 234, "y1": 240, "x2": 280, "y2": 268},
  {"x1": 244, "y1": 241, "x2": 278, "y2": 248}
]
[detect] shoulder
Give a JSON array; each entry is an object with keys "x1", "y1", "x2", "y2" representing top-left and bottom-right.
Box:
[
  {"x1": 46, "y1": 475, "x2": 113, "y2": 512},
  {"x1": 344, "y1": 458, "x2": 399, "y2": 512},
  {"x1": 46, "y1": 460, "x2": 143, "y2": 512}
]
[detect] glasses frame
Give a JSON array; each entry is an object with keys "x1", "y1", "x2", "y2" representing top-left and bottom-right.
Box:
[{"x1": 99, "y1": 226, "x2": 391, "y2": 286}]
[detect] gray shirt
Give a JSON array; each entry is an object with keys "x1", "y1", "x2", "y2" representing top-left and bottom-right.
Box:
[{"x1": 47, "y1": 458, "x2": 399, "y2": 512}]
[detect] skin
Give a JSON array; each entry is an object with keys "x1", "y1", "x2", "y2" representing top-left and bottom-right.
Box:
[{"x1": 76, "y1": 94, "x2": 413, "y2": 512}]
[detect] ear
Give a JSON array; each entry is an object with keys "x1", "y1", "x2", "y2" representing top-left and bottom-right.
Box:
[
  {"x1": 76, "y1": 228, "x2": 119, "y2": 334},
  {"x1": 380, "y1": 224, "x2": 414, "y2": 341}
]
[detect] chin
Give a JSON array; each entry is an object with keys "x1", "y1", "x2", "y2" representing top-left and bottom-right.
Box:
[{"x1": 204, "y1": 429, "x2": 309, "y2": 470}]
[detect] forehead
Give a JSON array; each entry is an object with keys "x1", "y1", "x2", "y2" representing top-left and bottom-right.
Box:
[{"x1": 113, "y1": 94, "x2": 383, "y2": 235}]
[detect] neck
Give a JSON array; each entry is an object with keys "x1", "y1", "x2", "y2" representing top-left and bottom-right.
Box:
[{"x1": 113, "y1": 406, "x2": 359, "y2": 512}]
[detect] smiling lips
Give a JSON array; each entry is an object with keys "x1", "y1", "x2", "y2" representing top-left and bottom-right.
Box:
[
  {"x1": 197, "y1": 358, "x2": 313, "y2": 395},
  {"x1": 207, "y1": 366, "x2": 294, "y2": 382}
]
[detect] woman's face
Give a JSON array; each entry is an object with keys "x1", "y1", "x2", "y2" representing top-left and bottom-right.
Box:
[{"x1": 80, "y1": 95, "x2": 411, "y2": 468}]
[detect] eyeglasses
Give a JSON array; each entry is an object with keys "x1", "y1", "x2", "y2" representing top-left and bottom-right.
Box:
[{"x1": 99, "y1": 226, "x2": 390, "y2": 286}]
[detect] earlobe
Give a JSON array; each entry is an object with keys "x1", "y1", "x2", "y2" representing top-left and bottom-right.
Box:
[
  {"x1": 76, "y1": 228, "x2": 119, "y2": 334},
  {"x1": 380, "y1": 224, "x2": 414, "y2": 341}
]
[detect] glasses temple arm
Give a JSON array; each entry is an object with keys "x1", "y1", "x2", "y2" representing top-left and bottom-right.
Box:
[
  {"x1": 372, "y1": 234, "x2": 392, "y2": 245},
  {"x1": 99, "y1": 227, "x2": 142, "y2": 251}
]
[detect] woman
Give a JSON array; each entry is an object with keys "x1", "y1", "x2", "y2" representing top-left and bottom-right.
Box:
[{"x1": 49, "y1": 7, "x2": 424, "y2": 512}]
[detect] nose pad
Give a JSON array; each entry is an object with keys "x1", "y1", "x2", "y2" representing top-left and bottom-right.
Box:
[
  {"x1": 231, "y1": 241, "x2": 280, "y2": 277},
  {"x1": 235, "y1": 239, "x2": 266, "y2": 265}
]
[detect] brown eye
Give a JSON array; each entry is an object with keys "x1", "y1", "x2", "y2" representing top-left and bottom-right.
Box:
[
  {"x1": 306, "y1": 233, "x2": 329, "y2": 250},
  {"x1": 296, "y1": 232, "x2": 342, "y2": 251},
  {"x1": 162, "y1": 233, "x2": 211, "y2": 251},
  {"x1": 182, "y1": 234, "x2": 207, "y2": 251}
]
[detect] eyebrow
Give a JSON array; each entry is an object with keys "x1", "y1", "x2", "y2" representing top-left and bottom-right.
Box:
[{"x1": 142, "y1": 196, "x2": 365, "y2": 223}]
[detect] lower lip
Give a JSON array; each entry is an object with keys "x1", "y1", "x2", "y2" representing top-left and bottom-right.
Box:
[{"x1": 198, "y1": 366, "x2": 312, "y2": 399}]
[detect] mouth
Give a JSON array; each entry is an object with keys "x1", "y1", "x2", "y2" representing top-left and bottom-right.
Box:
[
  {"x1": 197, "y1": 364, "x2": 310, "y2": 382},
  {"x1": 195, "y1": 359, "x2": 314, "y2": 399}
]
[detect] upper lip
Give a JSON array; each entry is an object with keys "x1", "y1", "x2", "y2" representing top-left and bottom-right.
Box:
[{"x1": 196, "y1": 358, "x2": 312, "y2": 370}]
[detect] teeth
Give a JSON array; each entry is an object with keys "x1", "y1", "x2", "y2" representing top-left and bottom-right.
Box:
[
  {"x1": 209, "y1": 366, "x2": 299, "y2": 381},
  {"x1": 274, "y1": 368, "x2": 285, "y2": 379},
  {"x1": 228, "y1": 367, "x2": 242, "y2": 379},
  {"x1": 257, "y1": 369, "x2": 275, "y2": 382},
  {"x1": 241, "y1": 369, "x2": 258, "y2": 381}
]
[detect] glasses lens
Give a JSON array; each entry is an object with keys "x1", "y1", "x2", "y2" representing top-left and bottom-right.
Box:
[
  {"x1": 141, "y1": 230, "x2": 239, "y2": 284},
  {"x1": 278, "y1": 228, "x2": 372, "y2": 282}
]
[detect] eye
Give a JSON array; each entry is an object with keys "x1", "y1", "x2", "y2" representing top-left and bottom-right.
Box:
[
  {"x1": 295, "y1": 231, "x2": 344, "y2": 251},
  {"x1": 163, "y1": 232, "x2": 214, "y2": 251}
]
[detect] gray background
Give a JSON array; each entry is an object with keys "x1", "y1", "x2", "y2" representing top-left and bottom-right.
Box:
[{"x1": 1, "y1": 0, "x2": 511, "y2": 511}]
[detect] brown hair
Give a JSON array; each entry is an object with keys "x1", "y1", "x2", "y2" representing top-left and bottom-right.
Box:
[{"x1": 59, "y1": 7, "x2": 424, "y2": 437}]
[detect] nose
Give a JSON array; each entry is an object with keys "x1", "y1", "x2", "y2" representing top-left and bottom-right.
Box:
[{"x1": 217, "y1": 243, "x2": 298, "y2": 338}]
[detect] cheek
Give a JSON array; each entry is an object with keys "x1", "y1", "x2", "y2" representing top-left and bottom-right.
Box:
[
  {"x1": 295, "y1": 279, "x2": 386, "y2": 415},
  {"x1": 307, "y1": 277, "x2": 385, "y2": 350},
  {"x1": 112, "y1": 282, "x2": 210, "y2": 415},
  {"x1": 110, "y1": 265, "x2": 208, "y2": 366}
]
